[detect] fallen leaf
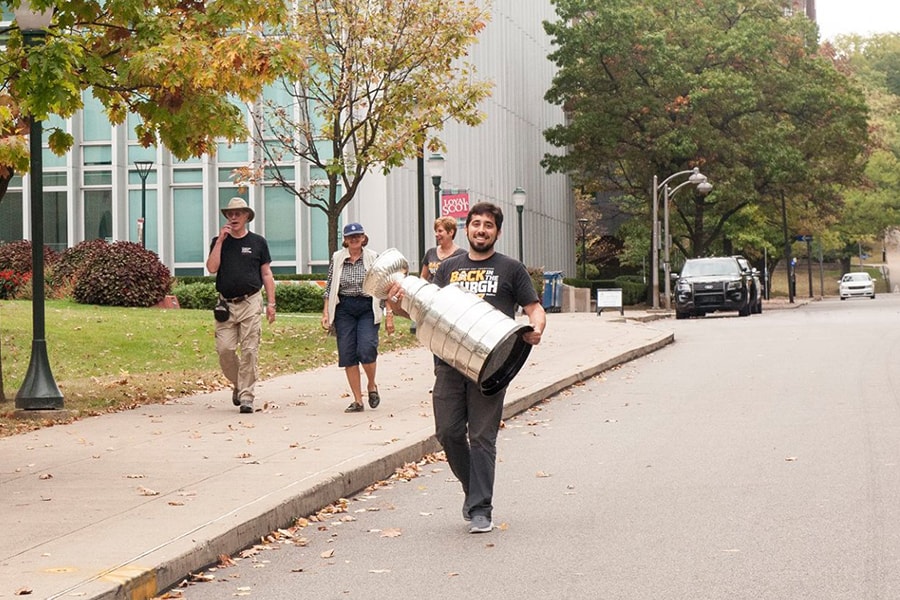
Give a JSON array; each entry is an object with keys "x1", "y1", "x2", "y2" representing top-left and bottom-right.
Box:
[
  {"x1": 369, "y1": 569, "x2": 391, "y2": 574},
  {"x1": 218, "y1": 555, "x2": 236, "y2": 568},
  {"x1": 38, "y1": 473, "x2": 53, "y2": 480},
  {"x1": 137, "y1": 486, "x2": 159, "y2": 496},
  {"x1": 380, "y1": 528, "x2": 402, "y2": 538},
  {"x1": 14, "y1": 587, "x2": 32, "y2": 595},
  {"x1": 536, "y1": 471, "x2": 551, "y2": 478},
  {"x1": 320, "y1": 549, "x2": 335, "y2": 559},
  {"x1": 785, "y1": 456, "x2": 798, "y2": 462},
  {"x1": 167, "y1": 500, "x2": 185, "y2": 506}
]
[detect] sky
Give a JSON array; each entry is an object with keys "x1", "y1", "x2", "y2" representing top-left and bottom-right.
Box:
[{"x1": 815, "y1": 0, "x2": 900, "y2": 41}]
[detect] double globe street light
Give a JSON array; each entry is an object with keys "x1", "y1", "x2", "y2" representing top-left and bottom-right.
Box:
[{"x1": 651, "y1": 167, "x2": 712, "y2": 310}]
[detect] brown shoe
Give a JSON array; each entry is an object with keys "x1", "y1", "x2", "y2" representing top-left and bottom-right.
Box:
[{"x1": 344, "y1": 402, "x2": 364, "y2": 413}]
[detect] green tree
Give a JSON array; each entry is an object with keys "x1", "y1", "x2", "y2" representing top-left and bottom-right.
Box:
[
  {"x1": 0, "y1": 0, "x2": 300, "y2": 401},
  {"x1": 823, "y1": 34, "x2": 900, "y2": 260},
  {"x1": 233, "y1": 0, "x2": 493, "y2": 257},
  {"x1": 542, "y1": 0, "x2": 868, "y2": 262}
]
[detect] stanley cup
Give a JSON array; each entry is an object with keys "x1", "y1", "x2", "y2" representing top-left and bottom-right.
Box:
[{"x1": 363, "y1": 248, "x2": 533, "y2": 396}]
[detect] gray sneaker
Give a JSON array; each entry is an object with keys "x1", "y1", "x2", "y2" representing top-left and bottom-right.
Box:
[{"x1": 468, "y1": 514, "x2": 493, "y2": 533}]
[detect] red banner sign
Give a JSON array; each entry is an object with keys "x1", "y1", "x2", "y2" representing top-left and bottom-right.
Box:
[{"x1": 440, "y1": 192, "x2": 470, "y2": 218}]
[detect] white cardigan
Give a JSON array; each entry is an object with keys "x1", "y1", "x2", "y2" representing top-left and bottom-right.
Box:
[{"x1": 324, "y1": 246, "x2": 383, "y2": 327}]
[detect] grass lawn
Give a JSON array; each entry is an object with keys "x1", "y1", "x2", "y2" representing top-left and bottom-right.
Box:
[{"x1": 0, "y1": 300, "x2": 418, "y2": 436}]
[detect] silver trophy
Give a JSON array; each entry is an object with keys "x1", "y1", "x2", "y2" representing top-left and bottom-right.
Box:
[{"x1": 363, "y1": 248, "x2": 533, "y2": 395}]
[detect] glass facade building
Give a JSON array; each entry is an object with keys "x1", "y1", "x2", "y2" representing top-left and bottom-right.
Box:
[{"x1": 1, "y1": 1, "x2": 575, "y2": 277}]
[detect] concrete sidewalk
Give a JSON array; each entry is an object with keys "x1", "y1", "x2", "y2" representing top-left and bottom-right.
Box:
[{"x1": 0, "y1": 311, "x2": 673, "y2": 600}]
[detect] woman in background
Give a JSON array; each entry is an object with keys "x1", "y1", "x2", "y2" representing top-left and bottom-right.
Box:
[{"x1": 321, "y1": 222, "x2": 394, "y2": 413}]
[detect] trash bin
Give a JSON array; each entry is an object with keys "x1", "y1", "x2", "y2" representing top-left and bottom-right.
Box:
[{"x1": 542, "y1": 271, "x2": 563, "y2": 313}]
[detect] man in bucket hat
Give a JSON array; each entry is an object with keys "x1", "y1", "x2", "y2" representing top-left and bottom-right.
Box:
[{"x1": 206, "y1": 197, "x2": 276, "y2": 414}]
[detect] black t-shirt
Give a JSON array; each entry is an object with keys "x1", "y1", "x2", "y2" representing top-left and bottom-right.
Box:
[
  {"x1": 209, "y1": 232, "x2": 272, "y2": 298},
  {"x1": 433, "y1": 251, "x2": 539, "y2": 318},
  {"x1": 422, "y1": 246, "x2": 466, "y2": 282}
]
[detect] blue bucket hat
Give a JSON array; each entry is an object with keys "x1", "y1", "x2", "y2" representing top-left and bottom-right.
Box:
[{"x1": 343, "y1": 222, "x2": 365, "y2": 237}]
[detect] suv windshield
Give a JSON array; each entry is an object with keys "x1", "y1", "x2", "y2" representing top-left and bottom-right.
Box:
[{"x1": 680, "y1": 258, "x2": 740, "y2": 277}]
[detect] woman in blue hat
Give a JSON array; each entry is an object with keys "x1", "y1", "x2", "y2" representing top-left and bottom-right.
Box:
[{"x1": 321, "y1": 223, "x2": 394, "y2": 412}]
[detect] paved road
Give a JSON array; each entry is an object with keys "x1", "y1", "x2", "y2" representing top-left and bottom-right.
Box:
[
  {"x1": 177, "y1": 296, "x2": 900, "y2": 600},
  {"x1": 0, "y1": 311, "x2": 673, "y2": 600}
]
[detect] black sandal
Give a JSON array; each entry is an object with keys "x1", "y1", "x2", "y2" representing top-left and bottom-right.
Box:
[
  {"x1": 344, "y1": 402, "x2": 364, "y2": 413},
  {"x1": 368, "y1": 389, "x2": 381, "y2": 409}
]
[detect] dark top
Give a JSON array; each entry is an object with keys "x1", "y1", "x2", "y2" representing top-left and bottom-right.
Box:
[
  {"x1": 209, "y1": 232, "x2": 272, "y2": 298},
  {"x1": 422, "y1": 246, "x2": 467, "y2": 282},
  {"x1": 433, "y1": 251, "x2": 539, "y2": 318}
]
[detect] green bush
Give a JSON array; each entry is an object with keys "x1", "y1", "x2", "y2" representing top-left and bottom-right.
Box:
[
  {"x1": 613, "y1": 277, "x2": 646, "y2": 305},
  {"x1": 171, "y1": 281, "x2": 325, "y2": 312},
  {"x1": 275, "y1": 283, "x2": 324, "y2": 312},
  {"x1": 72, "y1": 242, "x2": 172, "y2": 307},
  {"x1": 567, "y1": 277, "x2": 647, "y2": 306},
  {"x1": 172, "y1": 281, "x2": 218, "y2": 309}
]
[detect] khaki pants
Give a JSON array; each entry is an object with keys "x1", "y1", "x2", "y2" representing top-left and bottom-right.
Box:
[{"x1": 215, "y1": 292, "x2": 262, "y2": 405}]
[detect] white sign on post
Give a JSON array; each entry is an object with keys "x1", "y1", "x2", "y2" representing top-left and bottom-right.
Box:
[{"x1": 596, "y1": 288, "x2": 624, "y2": 316}]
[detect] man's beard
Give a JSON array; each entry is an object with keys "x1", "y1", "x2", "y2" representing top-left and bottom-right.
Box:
[{"x1": 469, "y1": 235, "x2": 495, "y2": 253}]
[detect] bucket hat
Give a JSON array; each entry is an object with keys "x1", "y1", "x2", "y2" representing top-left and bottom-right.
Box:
[{"x1": 221, "y1": 198, "x2": 255, "y2": 222}]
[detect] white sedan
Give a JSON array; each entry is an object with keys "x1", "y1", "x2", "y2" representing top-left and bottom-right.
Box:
[{"x1": 839, "y1": 272, "x2": 876, "y2": 300}]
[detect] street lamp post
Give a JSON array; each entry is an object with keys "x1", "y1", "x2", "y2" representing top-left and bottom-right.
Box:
[
  {"x1": 662, "y1": 177, "x2": 713, "y2": 309},
  {"x1": 14, "y1": 2, "x2": 64, "y2": 411},
  {"x1": 578, "y1": 218, "x2": 589, "y2": 279},
  {"x1": 513, "y1": 187, "x2": 526, "y2": 263},
  {"x1": 427, "y1": 153, "x2": 444, "y2": 218},
  {"x1": 651, "y1": 167, "x2": 710, "y2": 310},
  {"x1": 134, "y1": 160, "x2": 153, "y2": 248}
]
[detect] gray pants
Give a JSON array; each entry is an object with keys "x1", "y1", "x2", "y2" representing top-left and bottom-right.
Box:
[{"x1": 432, "y1": 362, "x2": 506, "y2": 520}]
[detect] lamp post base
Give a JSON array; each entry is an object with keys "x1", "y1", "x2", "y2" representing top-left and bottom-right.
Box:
[{"x1": 15, "y1": 340, "x2": 64, "y2": 410}]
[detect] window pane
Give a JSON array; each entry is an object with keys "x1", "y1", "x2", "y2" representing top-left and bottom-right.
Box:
[
  {"x1": 129, "y1": 169, "x2": 157, "y2": 185},
  {"x1": 84, "y1": 190, "x2": 113, "y2": 241},
  {"x1": 217, "y1": 142, "x2": 249, "y2": 163},
  {"x1": 264, "y1": 185, "x2": 295, "y2": 261},
  {"x1": 173, "y1": 169, "x2": 202, "y2": 184},
  {"x1": 129, "y1": 188, "x2": 158, "y2": 251},
  {"x1": 128, "y1": 145, "x2": 156, "y2": 164},
  {"x1": 174, "y1": 189, "x2": 203, "y2": 263},
  {"x1": 43, "y1": 172, "x2": 67, "y2": 187},
  {"x1": 219, "y1": 167, "x2": 238, "y2": 183},
  {"x1": 44, "y1": 191, "x2": 68, "y2": 252},
  {"x1": 42, "y1": 148, "x2": 66, "y2": 168},
  {"x1": 309, "y1": 204, "x2": 330, "y2": 262},
  {"x1": 0, "y1": 191, "x2": 23, "y2": 243},
  {"x1": 84, "y1": 171, "x2": 112, "y2": 186},
  {"x1": 83, "y1": 91, "x2": 112, "y2": 141},
  {"x1": 219, "y1": 188, "x2": 247, "y2": 209},
  {"x1": 265, "y1": 166, "x2": 293, "y2": 181},
  {"x1": 84, "y1": 146, "x2": 112, "y2": 165}
]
